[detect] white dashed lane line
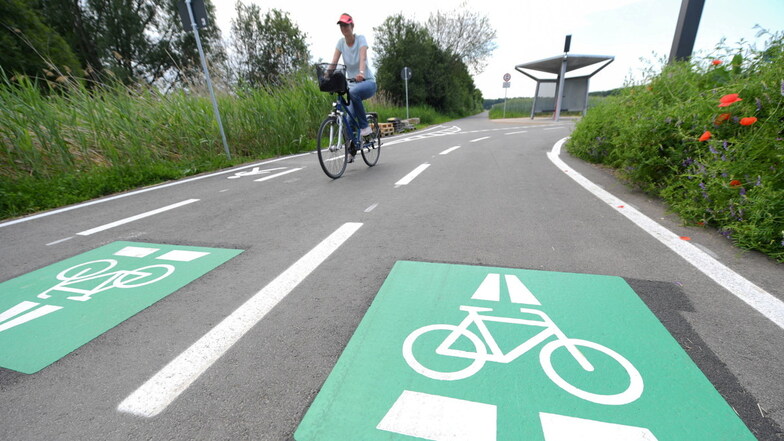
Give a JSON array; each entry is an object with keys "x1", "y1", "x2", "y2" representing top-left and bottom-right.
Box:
[{"x1": 118, "y1": 222, "x2": 364, "y2": 417}]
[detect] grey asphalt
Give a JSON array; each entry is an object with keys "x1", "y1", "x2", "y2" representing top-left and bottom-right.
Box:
[{"x1": 1, "y1": 113, "x2": 782, "y2": 440}]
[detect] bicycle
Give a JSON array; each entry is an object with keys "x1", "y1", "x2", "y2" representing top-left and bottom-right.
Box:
[
  {"x1": 402, "y1": 305, "x2": 644, "y2": 406},
  {"x1": 315, "y1": 63, "x2": 381, "y2": 179},
  {"x1": 36, "y1": 259, "x2": 175, "y2": 302}
]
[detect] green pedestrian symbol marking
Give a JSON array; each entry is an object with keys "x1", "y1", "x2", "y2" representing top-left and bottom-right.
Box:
[
  {"x1": 0, "y1": 241, "x2": 242, "y2": 374},
  {"x1": 295, "y1": 260, "x2": 755, "y2": 440}
]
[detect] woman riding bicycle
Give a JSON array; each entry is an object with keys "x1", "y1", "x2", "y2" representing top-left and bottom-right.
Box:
[{"x1": 330, "y1": 13, "x2": 377, "y2": 161}]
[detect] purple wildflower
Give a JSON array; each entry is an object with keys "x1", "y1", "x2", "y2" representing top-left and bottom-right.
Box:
[
  {"x1": 756, "y1": 98, "x2": 762, "y2": 112},
  {"x1": 756, "y1": 176, "x2": 762, "y2": 186},
  {"x1": 699, "y1": 182, "x2": 706, "y2": 190},
  {"x1": 710, "y1": 145, "x2": 718, "y2": 154}
]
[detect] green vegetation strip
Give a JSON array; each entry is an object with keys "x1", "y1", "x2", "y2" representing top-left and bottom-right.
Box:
[
  {"x1": 567, "y1": 33, "x2": 784, "y2": 262},
  {"x1": 0, "y1": 73, "x2": 454, "y2": 220}
]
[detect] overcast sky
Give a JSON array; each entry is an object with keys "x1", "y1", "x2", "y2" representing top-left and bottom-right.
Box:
[{"x1": 207, "y1": 0, "x2": 784, "y2": 98}]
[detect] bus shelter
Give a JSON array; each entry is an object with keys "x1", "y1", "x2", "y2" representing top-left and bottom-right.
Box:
[{"x1": 515, "y1": 54, "x2": 613, "y2": 120}]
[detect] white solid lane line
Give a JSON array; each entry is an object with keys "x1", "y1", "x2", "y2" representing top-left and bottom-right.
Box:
[
  {"x1": 0, "y1": 155, "x2": 311, "y2": 229},
  {"x1": 254, "y1": 168, "x2": 303, "y2": 182},
  {"x1": 76, "y1": 199, "x2": 200, "y2": 236},
  {"x1": 395, "y1": 164, "x2": 431, "y2": 187},
  {"x1": 117, "y1": 222, "x2": 363, "y2": 417},
  {"x1": 505, "y1": 131, "x2": 528, "y2": 135},
  {"x1": 548, "y1": 137, "x2": 784, "y2": 330},
  {"x1": 439, "y1": 146, "x2": 461, "y2": 155},
  {"x1": 470, "y1": 136, "x2": 490, "y2": 142}
]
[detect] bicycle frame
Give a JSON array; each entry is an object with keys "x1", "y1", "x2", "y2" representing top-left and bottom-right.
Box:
[
  {"x1": 437, "y1": 306, "x2": 594, "y2": 371},
  {"x1": 332, "y1": 93, "x2": 362, "y2": 150}
]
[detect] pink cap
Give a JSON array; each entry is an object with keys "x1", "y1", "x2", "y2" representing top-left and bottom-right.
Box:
[{"x1": 337, "y1": 14, "x2": 353, "y2": 25}]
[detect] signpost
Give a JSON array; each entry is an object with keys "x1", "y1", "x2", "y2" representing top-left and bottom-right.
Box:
[
  {"x1": 295, "y1": 260, "x2": 756, "y2": 440},
  {"x1": 0, "y1": 241, "x2": 242, "y2": 373},
  {"x1": 177, "y1": 0, "x2": 231, "y2": 160},
  {"x1": 502, "y1": 73, "x2": 511, "y2": 118},
  {"x1": 401, "y1": 67, "x2": 412, "y2": 120}
]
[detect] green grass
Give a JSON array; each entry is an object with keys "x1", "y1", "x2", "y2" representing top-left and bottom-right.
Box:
[
  {"x1": 567, "y1": 32, "x2": 784, "y2": 261},
  {"x1": 0, "y1": 72, "x2": 451, "y2": 220},
  {"x1": 488, "y1": 96, "x2": 606, "y2": 119}
]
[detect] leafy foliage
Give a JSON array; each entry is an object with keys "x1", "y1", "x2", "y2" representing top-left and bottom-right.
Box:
[
  {"x1": 0, "y1": 0, "x2": 81, "y2": 80},
  {"x1": 426, "y1": 4, "x2": 497, "y2": 75},
  {"x1": 568, "y1": 32, "x2": 784, "y2": 261},
  {"x1": 230, "y1": 2, "x2": 310, "y2": 87},
  {"x1": 373, "y1": 14, "x2": 482, "y2": 116}
]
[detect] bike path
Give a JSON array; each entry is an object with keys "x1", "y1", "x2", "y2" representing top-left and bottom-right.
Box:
[{"x1": 1, "y1": 115, "x2": 782, "y2": 440}]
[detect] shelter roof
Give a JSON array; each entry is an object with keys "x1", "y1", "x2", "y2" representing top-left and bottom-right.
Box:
[{"x1": 515, "y1": 54, "x2": 614, "y2": 74}]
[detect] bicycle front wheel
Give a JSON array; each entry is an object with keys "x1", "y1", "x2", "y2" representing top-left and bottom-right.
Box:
[
  {"x1": 316, "y1": 116, "x2": 347, "y2": 179},
  {"x1": 540, "y1": 338, "x2": 644, "y2": 405},
  {"x1": 361, "y1": 114, "x2": 381, "y2": 167}
]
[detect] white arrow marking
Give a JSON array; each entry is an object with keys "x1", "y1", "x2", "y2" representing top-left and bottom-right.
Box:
[
  {"x1": 471, "y1": 274, "x2": 501, "y2": 302},
  {"x1": 505, "y1": 275, "x2": 541, "y2": 305},
  {"x1": 0, "y1": 301, "x2": 63, "y2": 333}
]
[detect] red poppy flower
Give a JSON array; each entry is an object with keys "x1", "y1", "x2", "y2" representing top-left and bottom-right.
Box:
[
  {"x1": 739, "y1": 117, "x2": 757, "y2": 126},
  {"x1": 718, "y1": 93, "x2": 743, "y2": 107},
  {"x1": 729, "y1": 179, "x2": 742, "y2": 187},
  {"x1": 714, "y1": 113, "x2": 731, "y2": 125},
  {"x1": 699, "y1": 131, "x2": 712, "y2": 142},
  {"x1": 712, "y1": 60, "x2": 722, "y2": 65}
]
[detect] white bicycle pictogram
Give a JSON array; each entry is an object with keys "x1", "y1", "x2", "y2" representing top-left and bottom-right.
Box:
[
  {"x1": 402, "y1": 305, "x2": 643, "y2": 405},
  {"x1": 37, "y1": 259, "x2": 175, "y2": 302}
]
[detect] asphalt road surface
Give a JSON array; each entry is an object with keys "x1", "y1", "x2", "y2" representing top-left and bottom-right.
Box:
[{"x1": 1, "y1": 113, "x2": 782, "y2": 440}]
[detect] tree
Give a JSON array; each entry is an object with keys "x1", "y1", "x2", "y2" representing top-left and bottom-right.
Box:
[
  {"x1": 230, "y1": 1, "x2": 310, "y2": 87},
  {"x1": 84, "y1": 0, "x2": 159, "y2": 85},
  {"x1": 0, "y1": 0, "x2": 81, "y2": 80},
  {"x1": 34, "y1": 0, "x2": 104, "y2": 83},
  {"x1": 374, "y1": 14, "x2": 482, "y2": 115},
  {"x1": 149, "y1": 0, "x2": 227, "y2": 88},
  {"x1": 426, "y1": 3, "x2": 497, "y2": 75}
]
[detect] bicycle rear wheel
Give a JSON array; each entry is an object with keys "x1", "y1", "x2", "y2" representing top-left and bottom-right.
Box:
[
  {"x1": 317, "y1": 116, "x2": 347, "y2": 179},
  {"x1": 361, "y1": 113, "x2": 381, "y2": 167}
]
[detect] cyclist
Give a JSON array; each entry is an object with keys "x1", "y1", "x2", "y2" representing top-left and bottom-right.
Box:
[{"x1": 330, "y1": 13, "x2": 377, "y2": 162}]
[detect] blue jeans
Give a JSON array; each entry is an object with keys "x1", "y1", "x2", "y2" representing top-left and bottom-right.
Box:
[{"x1": 348, "y1": 80, "x2": 377, "y2": 129}]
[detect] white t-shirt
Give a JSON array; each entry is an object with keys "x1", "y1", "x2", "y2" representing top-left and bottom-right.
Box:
[{"x1": 336, "y1": 34, "x2": 375, "y2": 81}]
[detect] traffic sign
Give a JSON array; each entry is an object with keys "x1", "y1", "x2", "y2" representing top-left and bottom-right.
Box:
[
  {"x1": 503, "y1": 73, "x2": 511, "y2": 82},
  {"x1": 0, "y1": 241, "x2": 242, "y2": 373},
  {"x1": 401, "y1": 67, "x2": 412, "y2": 81},
  {"x1": 295, "y1": 261, "x2": 755, "y2": 440},
  {"x1": 503, "y1": 82, "x2": 511, "y2": 88},
  {"x1": 177, "y1": 0, "x2": 209, "y2": 31}
]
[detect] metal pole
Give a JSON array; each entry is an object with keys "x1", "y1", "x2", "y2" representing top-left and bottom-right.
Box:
[
  {"x1": 503, "y1": 87, "x2": 508, "y2": 119},
  {"x1": 186, "y1": 0, "x2": 231, "y2": 160},
  {"x1": 531, "y1": 82, "x2": 539, "y2": 120},
  {"x1": 553, "y1": 54, "x2": 567, "y2": 122},
  {"x1": 669, "y1": 0, "x2": 705, "y2": 63},
  {"x1": 404, "y1": 76, "x2": 410, "y2": 120}
]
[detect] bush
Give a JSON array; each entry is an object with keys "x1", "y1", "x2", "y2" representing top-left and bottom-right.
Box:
[{"x1": 567, "y1": 32, "x2": 784, "y2": 261}]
